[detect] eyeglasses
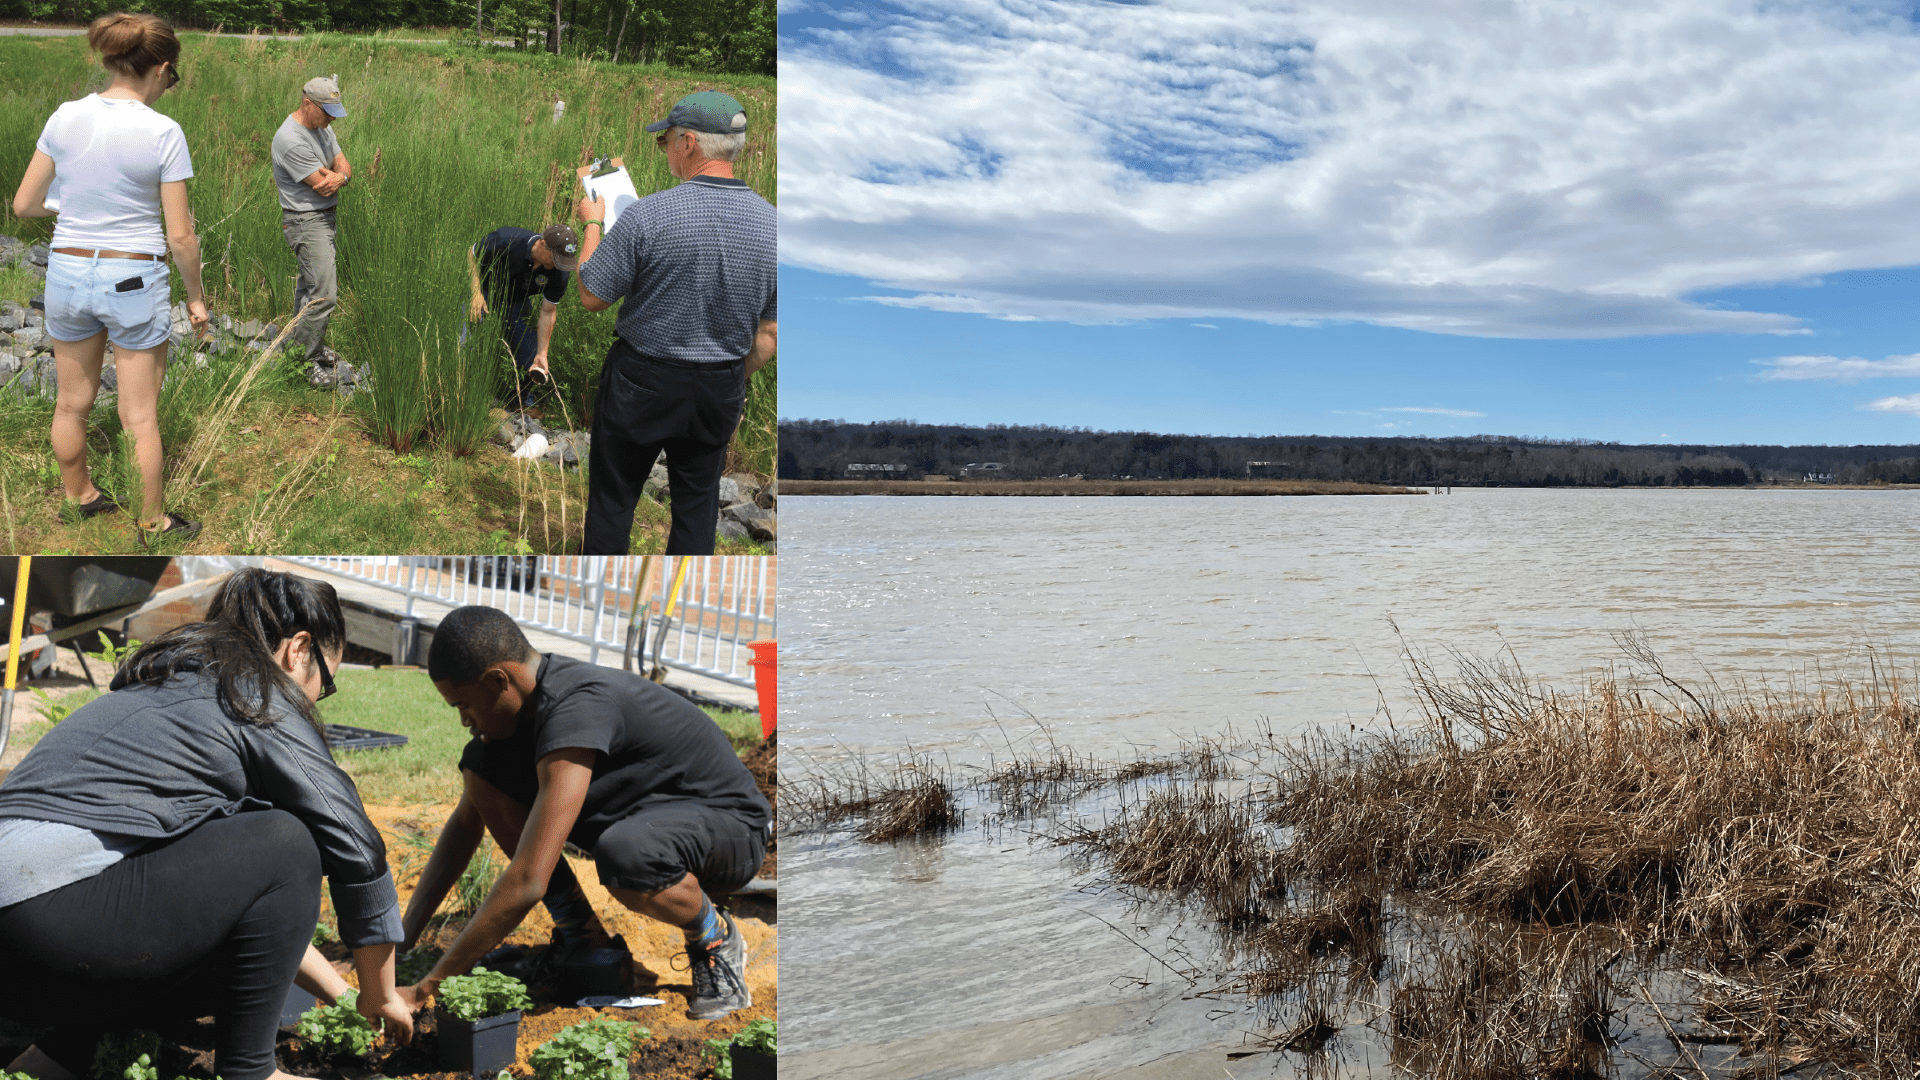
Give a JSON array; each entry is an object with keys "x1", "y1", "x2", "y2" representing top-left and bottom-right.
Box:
[
  {"x1": 656, "y1": 130, "x2": 687, "y2": 150},
  {"x1": 313, "y1": 646, "x2": 338, "y2": 701},
  {"x1": 165, "y1": 63, "x2": 180, "y2": 89}
]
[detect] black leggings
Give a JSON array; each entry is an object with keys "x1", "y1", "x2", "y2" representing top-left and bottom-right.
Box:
[{"x1": 0, "y1": 810, "x2": 321, "y2": 1080}]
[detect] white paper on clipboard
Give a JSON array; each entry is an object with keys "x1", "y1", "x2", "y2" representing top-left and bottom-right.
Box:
[{"x1": 582, "y1": 167, "x2": 641, "y2": 234}]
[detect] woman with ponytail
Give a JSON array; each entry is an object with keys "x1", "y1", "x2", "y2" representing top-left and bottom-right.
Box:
[
  {"x1": 10, "y1": 11, "x2": 209, "y2": 539},
  {"x1": 0, "y1": 569, "x2": 415, "y2": 1079}
]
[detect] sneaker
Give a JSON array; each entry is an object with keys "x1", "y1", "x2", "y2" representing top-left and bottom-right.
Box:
[{"x1": 683, "y1": 911, "x2": 750, "y2": 1020}]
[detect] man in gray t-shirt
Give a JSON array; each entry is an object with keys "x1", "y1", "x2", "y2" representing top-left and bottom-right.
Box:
[
  {"x1": 574, "y1": 91, "x2": 777, "y2": 556},
  {"x1": 270, "y1": 75, "x2": 351, "y2": 369}
]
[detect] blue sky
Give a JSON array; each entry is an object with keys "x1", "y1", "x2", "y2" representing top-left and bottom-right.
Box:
[{"x1": 780, "y1": 0, "x2": 1920, "y2": 445}]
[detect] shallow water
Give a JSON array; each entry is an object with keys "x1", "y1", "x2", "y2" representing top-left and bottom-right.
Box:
[{"x1": 781, "y1": 489, "x2": 1920, "y2": 1077}]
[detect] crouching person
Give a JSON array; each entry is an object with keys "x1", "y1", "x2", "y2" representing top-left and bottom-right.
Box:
[
  {"x1": 0, "y1": 569, "x2": 412, "y2": 1080},
  {"x1": 396, "y1": 605, "x2": 770, "y2": 1020}
]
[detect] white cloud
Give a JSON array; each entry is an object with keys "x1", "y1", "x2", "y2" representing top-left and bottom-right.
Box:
[
  {"x1": 1753, "y1": 353, "x2": 1920, "y2": 381},
  {"x1": 1380, "y1": 406, "x2": 1486, "y2": 417},
  {"x1": 1191, "y1": 322, "x2": 1219, "y2": 329},
  {"x1": 1864, "y1": 394, "x2": 1920, "y2": 417},
  {"x1": 783, "y1": 0, "x2": 1920, "y2": 338}
]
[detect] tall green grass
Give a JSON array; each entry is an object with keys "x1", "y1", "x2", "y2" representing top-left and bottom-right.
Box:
[{"x1": 0, "y1": 33, "x2": 777, "y2": 467}]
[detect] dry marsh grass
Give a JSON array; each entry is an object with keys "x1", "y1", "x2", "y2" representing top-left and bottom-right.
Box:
[{"x1": 796, "y1": 644, "x2": 1920, "y2": 1078}]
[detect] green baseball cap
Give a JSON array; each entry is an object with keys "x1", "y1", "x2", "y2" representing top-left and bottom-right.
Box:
[{"x1": 644, "y1": 91, "x2": 747, "y2": 136}]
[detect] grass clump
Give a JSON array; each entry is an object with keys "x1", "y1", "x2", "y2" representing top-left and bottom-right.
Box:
[{"x1": 790, "y1": 755, "x2": 963, "y2": 843}]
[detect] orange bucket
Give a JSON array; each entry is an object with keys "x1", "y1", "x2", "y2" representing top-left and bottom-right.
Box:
[{"x1": 747, "y1": 640, "x2": 776, "y2": 738}]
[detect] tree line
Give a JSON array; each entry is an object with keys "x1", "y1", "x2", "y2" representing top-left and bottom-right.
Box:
[
  {"x1": 780, "y1": 420, "x2": 1920, "y2": 487},
  {"x1": 2, "y1": 0, "x2": 774, "y2": 75}
]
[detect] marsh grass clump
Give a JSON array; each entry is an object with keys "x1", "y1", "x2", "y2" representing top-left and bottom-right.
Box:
[
  {"x1": 787, "y1": 755, "x2": 964, "y2": 843},
  {"x1": 1058, "y1": 783, "x2": 1282, "y2": 929}
]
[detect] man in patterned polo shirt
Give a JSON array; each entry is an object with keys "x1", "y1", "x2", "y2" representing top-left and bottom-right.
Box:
[{"x1": 573, "y1": 90, "x2": 777, "y2": 556}]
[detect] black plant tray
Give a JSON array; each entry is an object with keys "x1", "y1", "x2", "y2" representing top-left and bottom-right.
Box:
[{"x1": 323, "y1": 723, "x2": 408, "y2": 751}]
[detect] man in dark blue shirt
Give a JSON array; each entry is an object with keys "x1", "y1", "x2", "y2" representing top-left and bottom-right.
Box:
[
  {"x1": 574, "y1": 91, "x2": 777, "y2": 555},
  {"x1": 468, "y1": 223, "x2": 581, "y2": 413}
]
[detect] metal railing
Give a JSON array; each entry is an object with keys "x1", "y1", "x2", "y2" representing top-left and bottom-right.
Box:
[{"x1": 284, "y1": 557, "x2": 774, "y2": 687}]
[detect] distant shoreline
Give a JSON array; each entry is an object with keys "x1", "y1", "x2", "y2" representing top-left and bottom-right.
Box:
[
  {"x1": 785, "y1": 479, "x2": 1920, "y2": 496},
  {"x1": 782, "y1": 479, "x2": 1421, "y2": 496}
]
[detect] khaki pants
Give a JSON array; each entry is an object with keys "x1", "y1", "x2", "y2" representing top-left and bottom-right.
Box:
[{"x1": 281, "y1": 208, "x2": 337, "y2": 364}]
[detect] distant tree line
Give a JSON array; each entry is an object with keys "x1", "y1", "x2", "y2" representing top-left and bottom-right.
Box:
[
  {"x1": 1, "y1": 0, "x2": 774, "y2": 75},
  {"x1": 780, "y1": 420, "x2": 1920, "y2": 487}
]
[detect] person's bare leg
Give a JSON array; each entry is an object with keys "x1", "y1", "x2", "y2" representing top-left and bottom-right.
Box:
[
  {"x1": 606, "y1": 873, "x2": 707, "y2": 926},
  {"x1": 111, "y1": 339, "x2": 168, "y2": 526},
  {"x1": 49, "y1": 330, "x2": 107, "y2": 504}
]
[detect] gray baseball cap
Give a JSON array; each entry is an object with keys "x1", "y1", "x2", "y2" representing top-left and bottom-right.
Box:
[
  {"x1": 304, "y1": 75, "x2": 345, "y2": 117},
  {"x1": 541, "y1": 224, "x2": 581, "y2": 271},
  {"x1": 643, "y1": 91, "x2": 746, "y2": 135}
]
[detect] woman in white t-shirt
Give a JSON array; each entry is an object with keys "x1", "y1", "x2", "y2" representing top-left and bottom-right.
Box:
[{"x1": 10, "y1": 11, "x2": 210, "y2": 541}]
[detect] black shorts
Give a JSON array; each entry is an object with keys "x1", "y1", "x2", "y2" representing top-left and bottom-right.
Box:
[{"x1": 460, "y1": 735, "x2": 765, "y2": 895}]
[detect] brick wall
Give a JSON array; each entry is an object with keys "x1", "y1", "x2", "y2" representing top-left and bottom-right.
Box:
[{"x1": 121, "y1": 560, "x2": 215, "y2": 646}]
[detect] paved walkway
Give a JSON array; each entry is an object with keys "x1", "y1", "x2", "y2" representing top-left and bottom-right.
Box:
[{"x1": 266, "y1": 558, "x2": 760, "y2": 711}]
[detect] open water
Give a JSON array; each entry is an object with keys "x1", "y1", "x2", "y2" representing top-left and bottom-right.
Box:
[{"x1": 780, "y1": 489, "x2": 1920, "y2": 1079}]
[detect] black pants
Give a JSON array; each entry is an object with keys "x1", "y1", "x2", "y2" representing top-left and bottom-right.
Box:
[
  {"x1": 584, "y1": 339, "x2": 746, "y2": 555},
  {"x1": 0, "y1": 811, "x2": 321, "y2": 1080}
]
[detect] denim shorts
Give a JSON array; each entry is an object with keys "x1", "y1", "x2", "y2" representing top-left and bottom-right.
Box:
[{"x1": 44, "y1": 252, "x2": 174, "y2": 351}]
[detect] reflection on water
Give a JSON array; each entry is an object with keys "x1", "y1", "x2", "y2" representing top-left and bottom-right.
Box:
[{"x1": 782, "y1": 489, "x2": 1920, "y2": 1077}]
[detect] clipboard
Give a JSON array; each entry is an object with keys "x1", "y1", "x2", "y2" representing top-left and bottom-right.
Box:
[{"x1": 579, "y1": 157, "x2": 639, "y2": 234}]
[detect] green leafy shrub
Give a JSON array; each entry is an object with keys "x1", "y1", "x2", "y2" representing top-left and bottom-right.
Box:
[
  {"x1": 700, "y1": 1018, "x2": 776, "y2": 1080},
  {"x1": 295, "y1": 988, "x2": 378, "y2": 1056},
  {"x1": 528, "y1": 1018, "x2": 648, "y2": 1080},
  {"x1": 438, "y1": 965, "x2": 532, "y2": 1022}
]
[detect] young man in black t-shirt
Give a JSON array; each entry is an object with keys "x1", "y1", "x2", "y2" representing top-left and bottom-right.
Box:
[
  {"x1": 467, "y1": 224, "x2": 581, "y2": 413},
  {"x1": 395, "y1": 605, "x2": 768, "y2": 1022}
]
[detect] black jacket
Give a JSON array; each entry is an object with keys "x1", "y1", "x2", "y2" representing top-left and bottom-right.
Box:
[{"x1": 0, "y1": 663, "x2": 401, "y2": 948}]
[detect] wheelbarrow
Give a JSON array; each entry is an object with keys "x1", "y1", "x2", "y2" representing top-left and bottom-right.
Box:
[{"x1": 2, "y1": 556, "x2": 173, "y2": 759}]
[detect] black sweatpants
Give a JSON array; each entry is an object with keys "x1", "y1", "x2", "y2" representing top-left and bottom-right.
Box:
[
  {"x1": 584, "y1": 339, "x2": 747, "y2": 556},
  {"x1": 0, "y1": 810, "x2": 321, "y2": 1080}
]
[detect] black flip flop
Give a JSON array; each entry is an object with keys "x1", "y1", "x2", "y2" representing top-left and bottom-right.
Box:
[
  {"x1": 142, "y1": 512, "x2": 202, "y2": 542},
  {"x1": 75, "y1": 491, "x2": 120, "y2": 518}
]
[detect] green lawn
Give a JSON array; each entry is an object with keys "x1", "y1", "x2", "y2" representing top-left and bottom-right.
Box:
[{"x1": 321, "y1": 666, "x2": 760, "y2": 805}]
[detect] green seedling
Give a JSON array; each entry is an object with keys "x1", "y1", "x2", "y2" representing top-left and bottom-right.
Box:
[
  {"x1": 528, "y1": 1017, "x2": 648, "y2": 1080},
  {"x1": 438, "y1": 965, "x2": 532, "y2": 1022},
  {"x1": 295, "y1": 988, "x2": 378, "y2": 1057},
  {"x1": 117, "y1": 1056, "x2": 215, "y2": 1080},
  {"x1": 700, "y1": 1017, "x2": 776, "y2": 1080},
  {"x1": 396, "y1": 945, "x2": 442, "y2": 985},
  {"x1": 312, "y1": 922, "x2": 333, "y2": 947}
]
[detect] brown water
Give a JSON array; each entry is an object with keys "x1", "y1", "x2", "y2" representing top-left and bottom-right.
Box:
[{"x1": 781, "y1": 489, "x2": 1920, "y2": 1078}]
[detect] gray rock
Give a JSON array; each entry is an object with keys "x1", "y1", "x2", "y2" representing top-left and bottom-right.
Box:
[
  {"x1": 747, "y1": 513, "x2": 775, "y2": 543},
  {"x1": 724, "y1": 502, "x2": 769, "y2": 525},
  {"x1": 0, "y1": 314, "x2": 17, "y2": 332},
  {"x1": 724, "y1": 473, "x2": 761, "y2": 504},
  {"x1": 28, "y1": 265, "x2": 44, "y2": 281},
  {"x1": 716, "y1": 477, "x2": 742, "y2": 506},
  {"x1": 101, "y1": 364, "x2": 117, "y2": 392},
  {"x1": 234, "y1": 318, "x2": 263, "y2": 340},
  {"x1": 542, "y1": 432, "x2": 583, "y2": 467},
  {"x1": 0, "y1": 354, "x2": 17, "y2": 376},
  {"x1": 716, "y1": 518, "x2": 751, "y2": 542},
  {"x1": 0, "y1": 301, "x2": 23, "y2": 321},
  {"x1": 23, "y1": 314, "x2": 42, "y2": 330},
  {"x1": 193, "y1": 355, "x2": 208, "y2": 371},
  {"x1": 756, "y1": 478, "x2": 777, "y2": 509},
  {"x1": 263, "y1": 323, "x2": 280, "y2": 340},
  {"x1": 0, "y1": 236, "x2": 22, "y2": 268},
  {"x1": 27, "y1": 243, "x2": 47, "y2": 267},
  {"x1": 217, "y1": 313, "x2": 234, "y2": 333},
  {"x1": 12, "y1": 327, "x2": 44, "y2": 349},
  {"x1": 644, "y1": 461, "x2": 669, "y2": 500},
  {"x1": 494, "y1": 420, "x2": 518, "y2": 447}
]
